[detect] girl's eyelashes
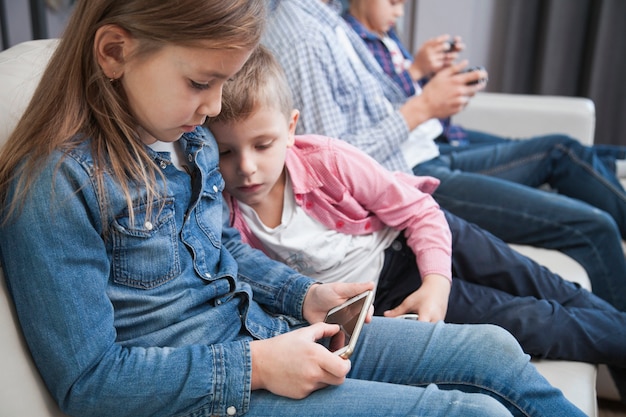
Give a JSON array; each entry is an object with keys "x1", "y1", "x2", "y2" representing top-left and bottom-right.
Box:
[{"x1": 190, "y1": 80, "x2": 210, "y2": 90}]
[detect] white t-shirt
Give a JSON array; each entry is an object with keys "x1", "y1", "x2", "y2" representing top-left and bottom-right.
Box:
[
  {"x1": 238, "y1": 175, "x2": 399, "y2": 285},
  {"x1": 147, "y1": 140, "x2": 188, "y2": 172}
]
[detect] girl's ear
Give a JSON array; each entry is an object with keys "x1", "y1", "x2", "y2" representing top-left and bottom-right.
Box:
[
  {"x1": 286, "y1": 109, "x2": 299, "y2": 147},
  {"x1": 94, "y1": 24, "x2": 134, "y2": 80}
]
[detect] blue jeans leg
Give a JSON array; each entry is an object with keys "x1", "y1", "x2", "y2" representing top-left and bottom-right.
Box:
[
  {"x1": 592, "y1": 143, "x2": 626, "y2": 173},
  {"x1": 248, "y1": 319, "x2": 585, "y2": 417},
  {"x1": 454, "y1": 133, "x2": 626, "y2": 234},
  {"x1": 376, "y1": 216, "x2": 626, "y2": 367},
  {"x1": 437, "y1": 130, "x2": 509, "y2": 155},
  {"x1": 415, "y1": 139, "x2": 626, "y2": 311},
  {"x1": 443, "y1": 211, "x2": 626, "y2": 366}
]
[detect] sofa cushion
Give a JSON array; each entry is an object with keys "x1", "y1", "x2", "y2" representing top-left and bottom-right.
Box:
[{"x1": 0, "y1": 39, "x2": 58, "y2": 147}]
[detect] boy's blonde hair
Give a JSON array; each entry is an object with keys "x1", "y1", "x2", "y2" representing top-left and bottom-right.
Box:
[
  {"x1": 0, "y1": 0, "x2": 266, "y2": 228},
  {"x1": 207, "y1": 45, "x2": 293, "y2": 126}
]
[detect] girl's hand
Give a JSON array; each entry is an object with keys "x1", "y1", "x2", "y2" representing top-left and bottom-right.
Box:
[
  {"x1": 302, "y1": 281, "x2": 375, "y2": 324},
  {"x1": 250, "y1": 323, "x2": 351, "y2": 398},
  {"x1": 383, "y1": 274, "x2": 451, "y2": 322}
]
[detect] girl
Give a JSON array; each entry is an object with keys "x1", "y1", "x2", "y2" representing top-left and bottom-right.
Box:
[{"x1": 0, "y1": 1, "x2": 586, "y2": 416}]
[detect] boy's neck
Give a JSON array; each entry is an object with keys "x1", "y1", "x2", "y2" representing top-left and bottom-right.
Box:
[
  {"x1": 248, "y1": 169, "x2": 288, "y2": 229},
  {"x1": 348, "y1": 8, "x2": 383, "y2": 37}
]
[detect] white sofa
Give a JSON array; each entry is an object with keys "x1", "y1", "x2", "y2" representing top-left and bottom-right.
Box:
[
  {"x1": 456, "y1": 91, "x2": 623, "y2": 412},
  {"x1": 0, "y1": 39, "x2": 616, "y2": 417}
]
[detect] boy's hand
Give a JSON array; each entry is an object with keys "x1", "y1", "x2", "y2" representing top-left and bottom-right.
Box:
[
  {"x1": 405, "y1": 60, "x2": 487, "y2": 125},
  {"x1": 250, "y1": 323, "x2": 351, "y2": 398},
  {"x1": 410, "y1": 34, "x2": 464, "y2": 80},
  {"x1": 302, "y1": 281, "x2": 375, "y2": 324},
  {"x1": 383, "y1": 273, "x2": 451, "y2": 322}
]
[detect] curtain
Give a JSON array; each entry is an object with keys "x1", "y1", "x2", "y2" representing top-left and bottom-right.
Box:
[{"x1": 497, "y1": 0, "x2": 626, "y2": 146}]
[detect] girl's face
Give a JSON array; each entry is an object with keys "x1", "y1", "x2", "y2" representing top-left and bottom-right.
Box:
[
  {"x1": 211, "y1": 105, "x2": 298, "y2": 210},
  {"x1": 120, "y1": 43, "x2": 252, "y2": 145},
  {"x1": 358, "y1": 0, "x2": 405, "y2": 35}
]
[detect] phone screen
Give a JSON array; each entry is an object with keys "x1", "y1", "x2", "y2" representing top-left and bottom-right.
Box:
[{"x1": 323, "y1": 290, "x2": 373, "y2": 358}]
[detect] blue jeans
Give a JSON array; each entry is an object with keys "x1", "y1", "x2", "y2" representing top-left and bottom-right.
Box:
[
  {"x1": 438, "y1": 131, "x2": 626, "y2": 175},
  {"x1": 248, "y1": 318, "x2": 584, "y2": 417},
  {"x1": 376, "y1": 212, "x2": 626, "y2": 400},
  {"x1": 415, "y1": 133, "x2": 626, "y2": 311}
]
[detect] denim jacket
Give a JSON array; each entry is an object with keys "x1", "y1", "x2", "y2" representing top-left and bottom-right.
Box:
[{"x1": 0, "y1": 127, "x2": 313, "y2": 417}]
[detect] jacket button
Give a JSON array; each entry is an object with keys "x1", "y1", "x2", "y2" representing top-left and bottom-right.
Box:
[{"x1": 227, "y1": 406, "x2": 237, "y2": 415}]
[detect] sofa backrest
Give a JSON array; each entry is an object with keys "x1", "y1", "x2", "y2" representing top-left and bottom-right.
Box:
[
  {"x1": 0, "y1": 39, "x2": 69, "y2": 417},
  {"x1": 0, "y1": 39, "x2": 58, "y2": 147}
]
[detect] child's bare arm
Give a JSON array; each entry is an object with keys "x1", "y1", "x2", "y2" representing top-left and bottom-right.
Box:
[{"x1": 383, "y1": 273, "x2": 451, "y2": 322}]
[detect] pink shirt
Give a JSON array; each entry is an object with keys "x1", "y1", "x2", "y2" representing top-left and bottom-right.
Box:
[{"x1": 226, "y1": 134, "x2": 452, "y2": 281}]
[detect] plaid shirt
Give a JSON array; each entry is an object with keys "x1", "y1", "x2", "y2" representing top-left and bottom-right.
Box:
[
  {"x1": 264, "y1": 0, "x2": 432, "y2": 173},
  {"x1": 342, "y1": 12, "x2": 469, "y2": 147},
  {"x1": 342, "y1": 13, "x2": 417, "y2": 97}
]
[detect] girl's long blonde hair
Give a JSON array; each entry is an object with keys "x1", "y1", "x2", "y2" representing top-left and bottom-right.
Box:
[{"x1": 0, "y1": 0, "x2": 266, "y2": 228}]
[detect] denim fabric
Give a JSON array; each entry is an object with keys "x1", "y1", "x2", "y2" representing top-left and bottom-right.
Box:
[
  {"x1": 415, "y1": 133, "x2": 626, "y2": 311},
  {"x1": 593, "y1": 143, "x2": 626, "y2": 173},
  {"x1": 439, "y1": 130, "x2": 626, "y2": 175},
  {"x1": 0, "y1": 126, "x2": 587, "y2": 417},
  {"x1": 248, "y1": 318, "x2": 585, "y2": 417},
  {"x1": 377, "y1": 211, "x2": 626, "y2": 369},
  {"x1": 0, "y1": 127, "x2": 312, "y2": 417}
]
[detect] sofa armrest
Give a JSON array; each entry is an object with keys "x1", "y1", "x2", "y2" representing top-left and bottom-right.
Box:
[{"x1": 452, "y1": 92, "x2": 596, "y2": 146}]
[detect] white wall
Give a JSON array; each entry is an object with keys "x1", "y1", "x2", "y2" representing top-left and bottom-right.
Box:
[{"x1": 402, "y1": 0, "x2": 507, "y2": 92}]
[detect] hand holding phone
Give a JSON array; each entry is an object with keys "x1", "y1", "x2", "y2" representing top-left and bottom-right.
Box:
[
  {"x1": 459, "y1": 65, "x2": 488, "y2": 86},
  {"x1": 323, "y1": 290, "x2": 374, "y2": 359}
]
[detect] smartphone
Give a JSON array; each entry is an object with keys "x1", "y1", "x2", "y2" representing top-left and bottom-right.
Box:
[
  {"x1": 460, "y1": 65, "x2": 488, "y2": 86},
  {"x1": 444, "y1": 38, "x2": 457, "y2": 52},
  {"x1": 323, "y1": 290, "x2": 374, "y2": 359}
]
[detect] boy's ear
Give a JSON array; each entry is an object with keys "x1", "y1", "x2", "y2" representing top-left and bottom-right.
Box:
[
  {"x1": 94, "y1": 24, "x2": 135, "y2": 80},
  {"x1": 286, "y1": 109, "x2": 299, "y2": 147}
]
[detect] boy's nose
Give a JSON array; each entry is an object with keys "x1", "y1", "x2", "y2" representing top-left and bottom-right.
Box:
[{"x1": 238, "y1": 154, "x2": 257, "y2": 176}]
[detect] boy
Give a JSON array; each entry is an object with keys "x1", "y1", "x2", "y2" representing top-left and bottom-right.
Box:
[
  {"x1": 343, "y1": 0, "x2": 626, "y2": 167},
  {"x1": 263, "y1": 0, "x2": 626, "y2": 317},
  {"x1": 206, "y1": 45, "x2": 626, "y2": 397}
]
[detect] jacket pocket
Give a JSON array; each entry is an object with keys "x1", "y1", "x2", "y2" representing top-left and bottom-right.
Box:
[{"x1": 111, "y1": 198, "x2": 180, "y2": 289}]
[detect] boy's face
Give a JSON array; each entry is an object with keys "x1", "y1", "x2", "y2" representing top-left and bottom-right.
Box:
[
  {"x1": 358, "y1": 0, "x2": 405, "y2": 35},
  {"x1": 211, "y1": 105, "x2": 298, "y2": 209}
]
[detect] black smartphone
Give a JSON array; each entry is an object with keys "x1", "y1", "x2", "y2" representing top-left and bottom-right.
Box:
[
  {"x1": 323, "y1": 290, "x2": 374, "y2": 359},
  {"x1": 460, "y1": 65, "x2": 488, "y2": 85}
]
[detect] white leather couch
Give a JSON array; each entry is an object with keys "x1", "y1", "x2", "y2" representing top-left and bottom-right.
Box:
[
  {"x1": 0, "y1": 39, "x2": 617, "y2": 417},
  {"x1": 456, "y1": 91, "x2": 623, "y2": 414}
]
